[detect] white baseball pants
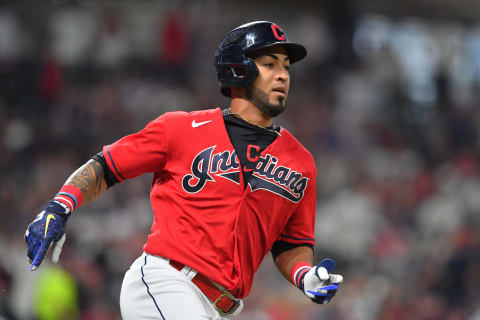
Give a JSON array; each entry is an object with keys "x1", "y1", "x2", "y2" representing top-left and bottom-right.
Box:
[{"x1": 120, "y1": 253, "x2": 238, "y2": 320}]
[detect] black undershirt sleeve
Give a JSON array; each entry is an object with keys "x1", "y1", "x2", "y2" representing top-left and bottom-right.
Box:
[
  {"x1": 271, "y1": 240, "x2": 314, "y2": 262},
  {"x1": 91, "y1": 151, "x2": 119, "y2": 188}
]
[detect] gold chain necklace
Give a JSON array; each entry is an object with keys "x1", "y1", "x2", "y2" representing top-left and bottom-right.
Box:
[{"x1": 227, "y1": 109, "x2": 280, "y2": 136}]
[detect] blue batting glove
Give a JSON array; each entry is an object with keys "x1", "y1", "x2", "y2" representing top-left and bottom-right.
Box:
[
  {"x1": 24, "y1": 201, "x2": 70, "y2": 271},
  {"x1": 301, "y1": 258, "x2": 343, "y2": 304}
]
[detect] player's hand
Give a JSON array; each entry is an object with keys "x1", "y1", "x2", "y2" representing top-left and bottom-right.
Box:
[
  {"x1": 24, "y1": 201, "x2": 70, "y2": 271},
  {"x1": 301, "y1": 258, "x2": 343, "y2": 304}
]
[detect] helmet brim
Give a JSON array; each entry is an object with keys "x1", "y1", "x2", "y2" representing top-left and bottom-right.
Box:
[
  {"x1": 282, "y1": 42, "x2": 307, "y2": 64},
  {"x1": 246, "y1": 41, "x2": 307, "y2": 64}
]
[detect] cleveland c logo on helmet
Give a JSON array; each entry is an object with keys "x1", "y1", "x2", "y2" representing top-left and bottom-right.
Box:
[
  {"x1": 271, "y1": 24, "x2": 285, "y2": 41},
  {"x1": 215, "y1": 21, "x2": 307, "y2": 97}
]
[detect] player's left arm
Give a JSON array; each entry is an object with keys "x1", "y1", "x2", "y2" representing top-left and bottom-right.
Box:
[
  {"x1": 274, "y1": 245, "x2": 313, "y2": 281},
  {"x1": 274, "y1": 246, "x2": 343, "y2": 304},
  {"x1": 273, "y1": 163, "x2": 343, "y2": 304}
]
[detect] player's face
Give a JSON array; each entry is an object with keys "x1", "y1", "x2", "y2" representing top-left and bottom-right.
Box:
[{"x1": 248, "y1": 45, "x2": 291, "y2": 118}]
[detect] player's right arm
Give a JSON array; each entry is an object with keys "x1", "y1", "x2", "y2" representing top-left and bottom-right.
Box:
[
  {"x1": 64, "y1": 158, "x2": 108, "y2": 205},
  {"x1": 25, "y1": 158, "x2": 109, "y2": 271},
  {"x1": 25, "y1": 113, "x2": 171, "y2": 270}
]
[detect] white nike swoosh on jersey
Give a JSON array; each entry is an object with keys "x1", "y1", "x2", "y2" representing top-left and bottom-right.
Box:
[{"x1": 192, "y1": 120, "x2": 212, "y2": 128}]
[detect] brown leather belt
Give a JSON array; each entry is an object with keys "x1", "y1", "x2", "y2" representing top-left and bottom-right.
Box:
[{"x1": 169, "y1": 260, "x2": 240, "y2": 315}]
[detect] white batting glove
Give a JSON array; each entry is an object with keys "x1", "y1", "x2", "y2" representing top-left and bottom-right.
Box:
[{"x1": 300, "y1": 258, "x2": 343, "y2": 304}]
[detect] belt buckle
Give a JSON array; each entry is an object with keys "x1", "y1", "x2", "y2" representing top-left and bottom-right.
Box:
[{"x1": 214, "y1": 291, "x2": 240, "y2": 316}]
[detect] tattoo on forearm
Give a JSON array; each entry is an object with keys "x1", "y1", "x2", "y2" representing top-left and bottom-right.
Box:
[{"x1": 65, "y1": 160, "x2": 107, "y2": 204}]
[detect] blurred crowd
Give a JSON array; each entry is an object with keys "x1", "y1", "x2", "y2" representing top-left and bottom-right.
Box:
[{"x1": 0, "y1": 1, "x2": 479, "y2": 319}]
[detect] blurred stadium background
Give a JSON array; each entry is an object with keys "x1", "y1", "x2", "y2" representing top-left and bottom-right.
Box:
[{"x1": 1, "y1": 0, "x2": 480, "y2": 319}]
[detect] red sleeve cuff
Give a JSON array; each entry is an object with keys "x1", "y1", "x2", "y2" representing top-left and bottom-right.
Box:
[
  {"x1": 103, "y1": 145, "x2": 126, "y2": 182},
  {"x1": 279, "y1": 233, "x2": 315, "y2": 246}
]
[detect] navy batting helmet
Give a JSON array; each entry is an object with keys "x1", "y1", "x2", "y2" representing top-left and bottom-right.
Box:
[{"x1": 215, "y1": 21, "x2": 307, "y2": 97}]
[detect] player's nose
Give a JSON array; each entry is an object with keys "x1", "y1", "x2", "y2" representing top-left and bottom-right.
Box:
[
  {"x1": 275, "y1": 67, "x2": 290, "y2": 87},
  {"x1": 276, "y1": 68, "x2": 289, "y2": 82}
]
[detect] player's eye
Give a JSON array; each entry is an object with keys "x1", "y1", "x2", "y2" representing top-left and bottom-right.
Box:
[
  {"x1": 284, "y1": 65, "x2": 290, "y2": 71},
  {"x1": 264, "y1": 63, "x2": 274, "y2": 68}
]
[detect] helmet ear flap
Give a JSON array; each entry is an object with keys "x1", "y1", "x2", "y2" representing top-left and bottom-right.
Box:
[
  {"x1": 229, "y1": 58, "x2": 258, "y2": 87},
  {"x1": 243, "y1": 58, "x2": 259, "y2": 84},
  {"x1": 218, "y1": 58, "x2": 258, "y2": 97}
]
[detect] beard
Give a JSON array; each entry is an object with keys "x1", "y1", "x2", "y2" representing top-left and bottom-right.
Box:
[{"x1": 246, "y1": 85, "x2": 286, "y2": 118}]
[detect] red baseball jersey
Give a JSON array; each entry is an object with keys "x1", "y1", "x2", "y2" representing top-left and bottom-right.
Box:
[{"x1": 103, "y1": 108, "x2": 317, "y2": 298}]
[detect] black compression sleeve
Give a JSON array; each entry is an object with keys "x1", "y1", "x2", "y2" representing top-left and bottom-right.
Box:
[
  {"x1": 91, "y1": 151, "x2": 119, "y2": 188},
  {"x1": 271, "y1": 240, "x2": 314, "y2": 262}
]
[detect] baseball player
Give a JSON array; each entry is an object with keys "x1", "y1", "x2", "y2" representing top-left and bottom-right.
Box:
[{"x1": 25, "y1": 21, "x2": 343, "y2": 319}]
